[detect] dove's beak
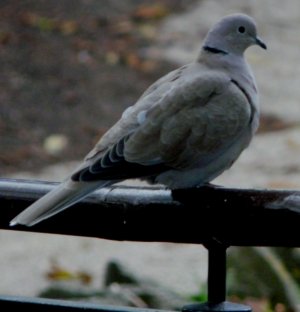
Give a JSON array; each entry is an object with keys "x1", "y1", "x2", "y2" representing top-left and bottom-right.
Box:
[{"x1": 255, "y1": 36, "x2": 267, "y2": 50}]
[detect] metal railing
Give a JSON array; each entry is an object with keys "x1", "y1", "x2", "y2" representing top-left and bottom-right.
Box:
[{"x1": 0, "y1": 178, "x2": 300, "y2": 311}]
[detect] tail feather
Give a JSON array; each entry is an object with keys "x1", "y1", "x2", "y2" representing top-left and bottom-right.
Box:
[{"x1": 10, "y1": 179, "x2": 110, "y2": 226}]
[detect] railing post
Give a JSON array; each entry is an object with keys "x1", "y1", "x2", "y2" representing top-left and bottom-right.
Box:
[
  {"x1": 207, "y1": 241, "x2": 227, "y2": 303},
  {"x1": 182, "y1": 241, "x2": 251, "y2": 312}
]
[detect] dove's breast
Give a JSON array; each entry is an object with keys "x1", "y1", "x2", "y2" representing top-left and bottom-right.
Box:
[{"x1": 155, "y1": 78, "x2": 258, "y2": 189}]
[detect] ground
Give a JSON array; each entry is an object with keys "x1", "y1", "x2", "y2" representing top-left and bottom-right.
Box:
[{"x1": 0, "y1": 0, "x2": 187, "y2": 175}]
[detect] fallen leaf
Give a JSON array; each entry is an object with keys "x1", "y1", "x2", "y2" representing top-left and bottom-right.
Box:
[
  {"x1": 105, "y1": 51, "x2": 120, "y2": 65},
  {"x1": 267, "y1": 180, "x2": 300, "y2": 189},
  {"x1": 132, "y1": 4, "x2": 169, "y2": 21},
  {"x1": 137, "y1": 24, "x2": 157, "y2": 39},
  {"x1": 43, "y1": 134, "x2": 69, "y2": 156},
  {"x1": 46, "y1": 263, "x2": 92, "y2": 285},
  {"x1": 59, "y1": 20, "x2": 78, "y2": 35},
  {"x1": 0, "y1": 31, "x2": 12, "y2": 45},
  {"x1": 258, "y1": 113, "x2": 294, "y2": 133}
]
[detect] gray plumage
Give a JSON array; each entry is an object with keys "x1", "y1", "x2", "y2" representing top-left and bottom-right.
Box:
[{"x1": 10, "y1": 13, "x2": 266, "y2": 226}]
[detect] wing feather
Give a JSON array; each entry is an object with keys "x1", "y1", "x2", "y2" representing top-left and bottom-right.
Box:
[{"x1": 72, "y1": 69, "x2": 252, "y2": 181}]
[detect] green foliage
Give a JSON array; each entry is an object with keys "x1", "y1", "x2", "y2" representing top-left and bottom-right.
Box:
[
  {"x1": 227, "y1": 247, "x2": 300, "y2": 311},
  {"x1": 189, "y1": 284, "x2": 207, "y2": 303}
]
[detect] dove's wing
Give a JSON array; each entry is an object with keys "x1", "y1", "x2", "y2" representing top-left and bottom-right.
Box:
[{"x1": 72, "y1": 68, "x2": 252, "y2": 183}]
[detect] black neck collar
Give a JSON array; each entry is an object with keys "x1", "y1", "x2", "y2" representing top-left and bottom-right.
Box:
[{"x1": 203, "y1": 46, "x2": 228, "y2": 55}]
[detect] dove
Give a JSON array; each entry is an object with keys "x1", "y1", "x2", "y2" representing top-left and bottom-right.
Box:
[{"x1": 10, "y1": 13, "x2": 266, "y2": 226}]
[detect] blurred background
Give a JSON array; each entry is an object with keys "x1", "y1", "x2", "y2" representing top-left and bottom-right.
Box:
[{"x1": 1, "y1": 0, "x2": 300, "y2": 311}]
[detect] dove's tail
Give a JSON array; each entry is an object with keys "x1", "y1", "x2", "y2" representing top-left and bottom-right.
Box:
[{"x1": 9, "y1": 179, "x2": 110, "y2": 227}]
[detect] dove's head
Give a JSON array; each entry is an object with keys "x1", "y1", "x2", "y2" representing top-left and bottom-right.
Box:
[{"x1": 203, "y1": 13, "x2": 267, "y2": 55}]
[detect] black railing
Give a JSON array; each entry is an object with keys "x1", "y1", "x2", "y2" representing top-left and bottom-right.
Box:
[{"x1": 1, "y1": 178, "x2": 300, "y2": 311}]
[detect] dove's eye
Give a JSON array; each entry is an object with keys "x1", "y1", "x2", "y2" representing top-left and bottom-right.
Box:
[{"x1": 238, "y1": 26, "x2": 246, "y2": 34}]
